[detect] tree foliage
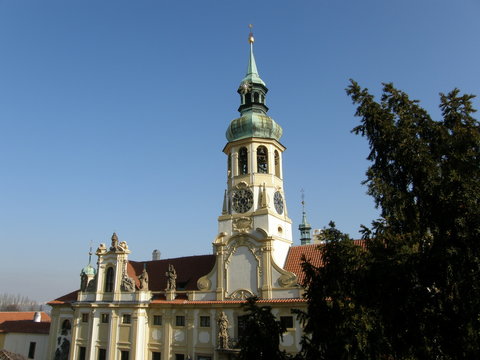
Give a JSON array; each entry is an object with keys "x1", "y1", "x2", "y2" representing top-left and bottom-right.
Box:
[
  {"x1": 298, "y1": 82, "x2": 480, "y2": 359},
  {"x1": 238, "y1": 296, "x2": 292, "y2": 360}
]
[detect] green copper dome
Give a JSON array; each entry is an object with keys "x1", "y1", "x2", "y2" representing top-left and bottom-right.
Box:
[
  {"x1": 226, "y1": 111, "x2": 282, "y2": 142},
  {"x1": 80, "y1": 264, "x2": 96, "y2": 276}
]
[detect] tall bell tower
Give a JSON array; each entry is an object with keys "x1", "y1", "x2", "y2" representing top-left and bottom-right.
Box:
[{"x1": 218, "y1": 27, "x2": 292, "y2": 267}]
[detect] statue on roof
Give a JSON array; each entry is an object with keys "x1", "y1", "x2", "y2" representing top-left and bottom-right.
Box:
[
  {"x1": 165, "y1": 264, "x2": 177, "y2": 291},
  {"x1": 139, "y1": 265, "x2": 149, "y2": 291}
]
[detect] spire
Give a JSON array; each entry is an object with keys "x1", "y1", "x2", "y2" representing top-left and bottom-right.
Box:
[
  {"x1": 222, "y1": 189, "x2": 228, "y2": 215},
  {"x1": 299, "y1": 189, "x2": 312, "y2": 245},
  {"x1": 240, "y1": 24, "x2": 266, "y2": 87}
]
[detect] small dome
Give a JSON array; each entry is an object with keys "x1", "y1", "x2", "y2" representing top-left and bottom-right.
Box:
[
  {"x1": 226, "y1": 111, "x2": 283, "y2": 142},
  {"x1": 81, "y1": 264, "x2": 96, "y2": 276}
]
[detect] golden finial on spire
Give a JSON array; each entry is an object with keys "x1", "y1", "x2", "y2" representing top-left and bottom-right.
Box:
[{"x1": 248, "y1": 24, "x2": 255, "y2": 44}]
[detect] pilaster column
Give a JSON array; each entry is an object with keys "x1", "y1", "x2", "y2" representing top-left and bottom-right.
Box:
[
  {"x1": 215, "y1": 245, "x2": 225, "y2": 301},
  {"x1": 132, "y1": 308, "x2": 147, "y2": 360},
  {"x1": 87, "y1": 309, "x2": 99, "y2": 360},
  {"x1": 163, "y1": 312, "x2": 173, "y2": 360}
]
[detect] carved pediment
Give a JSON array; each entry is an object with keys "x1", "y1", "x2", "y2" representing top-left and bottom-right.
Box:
[{"x1": 228, "y1": 289, "x2": 254, "y2": 300}]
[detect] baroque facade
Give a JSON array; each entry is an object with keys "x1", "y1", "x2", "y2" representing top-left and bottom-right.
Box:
[{"x1": 47, "y1": 31, "x2": 317, "y2": 360}]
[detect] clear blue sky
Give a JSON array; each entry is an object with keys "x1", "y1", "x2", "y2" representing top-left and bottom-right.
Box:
[{"x1": 1, "y1": 1, "x2": 478, "y2": 303}]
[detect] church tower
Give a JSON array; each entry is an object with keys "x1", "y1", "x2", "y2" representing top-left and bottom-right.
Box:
[{"x1": 217, "y1": 28, "x2": 293, "y2": 268}]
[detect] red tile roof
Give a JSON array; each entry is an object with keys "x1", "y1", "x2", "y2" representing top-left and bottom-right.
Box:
[
  {"x1": 150, "y1": 298, "x2": 306, "y2": 305},
  {"x1": 0, "y1": 312, "x2": 50, "y2": 324},
  {"x1": 0, "y1": 312, "x2": 50, "y2": 335},
  {"x1": 284, "y1": 240, "x2": 365, "y2": 285}
]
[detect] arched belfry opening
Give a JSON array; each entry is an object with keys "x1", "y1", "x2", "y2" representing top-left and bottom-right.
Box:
[
  {"x1": 239, "y1": 147, "x2": 248, "y2": 175},
  {"x1": 257, "y1": 146, "x2": 268, "y2": 173}
]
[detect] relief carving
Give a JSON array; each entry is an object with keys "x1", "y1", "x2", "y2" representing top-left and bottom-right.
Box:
[
  {"x1": 232, "y1": 217, "x2": 253, "y2": 233},
  {"x1": 197, "y1": 276, "x2": 211, "y2": 291}
]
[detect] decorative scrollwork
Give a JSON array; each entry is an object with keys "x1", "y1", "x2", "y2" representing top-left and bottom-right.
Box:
[
  {"x1": 278, "y1": 272, "x2": 297, "y2": 287},
  {"x1": 197, "y1": 276, "x2": 211, "y2": 291}
]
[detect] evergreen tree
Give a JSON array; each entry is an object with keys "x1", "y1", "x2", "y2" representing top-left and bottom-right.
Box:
[
  {"x1": 238, "y1": 296, "x2": 292, "y2": 360},
  {"x1": 298, "y1": 82, "x2": 480, "y2": 359}
]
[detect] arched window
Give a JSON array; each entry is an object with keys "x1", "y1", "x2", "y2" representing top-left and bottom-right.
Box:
[
  {"x1": 257, "y1": 146, "x2": 268, "y2": 173},
  {"x1": 61, "y1": 320, "x2": 71, "y2": 336},
  {"x1": 105, "y1": 267, "x2": 114, "y2": 293},
  {"x1": 245, "y1": 93, "x2": 252, "y2": 105},
  {"x1": 254, "y1": 92, "x2": 260, "y2": 103},
  {"x1": 261, "y1": 94, "x2": 265, "y2": 103},
  {"x1": 238, "y1": 147, "x2": 248, "y2": 175},
  {"x1": 274, "y1": 150, "x2": 280, "y2": 177}
]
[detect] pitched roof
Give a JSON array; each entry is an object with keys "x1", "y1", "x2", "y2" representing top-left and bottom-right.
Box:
[
  {"x1": 0, "y1": 312, "x2": 50, "y2": 335},
  {"x1": 0, "y1": 312, "x2": 50, "y2": 324},
  {"x1": 128, "y1": 254, "x2": 216, "y2": 291},
  {"x1": 284, "y1": 240, "x2": 366, "y2": 285}
]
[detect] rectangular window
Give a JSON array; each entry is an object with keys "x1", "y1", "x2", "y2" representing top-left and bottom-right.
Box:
[
  {"x1": 175, "y1": 315, "x2": 185, "y2": 327},
  {"x1": 197, "y1": 356, "x2": 212, "y2": 360},
  {"x1": 81, "y1": 313, "x2": 89, "y2": 322},
  {"x1": 153, "y1": 315, "x2": 162, "y2": 326},
  {"x1": 237, "y1": 315, "x2": 248, "y2": 338},
  {"x1": 101, "y1": 314, "x2": 109, "y2": 323},
  {"x1": 98, "y1": 348, "x2": 106, "y2": 360},
  {"x1": 175, "y1": 355, "x2": 185, "y2": 360},
  {"x1": 152, "y1": 352, "x2": 161, "y2": 360},
  {"x1": 280, "y1": 316, "x2": 294, "y2": 329},
  {"x1": 121, "y1": 350, "x2": 129, "y2": 360},
  {"x1": 28, "y1": 342, "x2": 36, "y2": 359},
  {"x1": 78, "y1": 346, "x2": 86, "y2": 360},
  {"x1": 200, "y1": 316, "x2": 210, "y2": 327},
  {"x1": 122, "y1": 314, "x2": 131, "y2": 324}
]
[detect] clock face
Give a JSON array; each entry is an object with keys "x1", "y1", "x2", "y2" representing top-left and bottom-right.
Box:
[
  {"x1": 232, "y1": 189, "x2": 254, "y2": 213},
  {"x1": 274, "y1": 191, "x2": 284, "y2": 214}
]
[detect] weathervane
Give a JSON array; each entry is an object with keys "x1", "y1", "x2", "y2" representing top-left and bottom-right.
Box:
[{"x1": 248, "y1": 24, "x2": 254, "y2": 44}]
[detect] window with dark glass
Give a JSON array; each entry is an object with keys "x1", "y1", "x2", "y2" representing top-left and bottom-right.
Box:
[
  {"x1": 152, "y1": 352, "x2": 161, "y2": 360},
  {"x1": 98, "y1": 348, "x2": 106, "y2": 360},
  {"x1": 280, "y1": 316, "x2": 294, "y2": 329},
  {"x1": 105, "y1": 267, "x2": 114, "y2": 292},
  {"x1": 254, "y1": 92, "x2": 259, "y2": 103},
  {"x1": 227, "y1": 154, "x2": 232, "y2": 176},
  {"x1": 122, "y1": 314, "x2": 131, "y2": 324},
  {"x1": 175, "y1": 354, "x2": 185, "y2": 360},
  {"x1": 237, "y1": 315, "x2": 248, "y2": 338},
  {"x1": 101, "y1": 314, "x2": 109, "y2": 323},
  {"x1": 28, "y1": 342, "x2": 36, "y2": 359},
  {"x1": 238, "y1": 147, "x2": 248, "y2": 175},
  {"x1": 81, "y1": 313, "x2": 89, "y2": 323},
  {"x1": 175, "y1": 315, "x2": 185, "y2": 326},
  {"x1": 200, "y1": 316, "x2": 210, "y2": 327},
  {"x1": 120, "y1": 350, "x2": 129, "y2": 360},
  {"x1": 274, "y1": 150, "x2": 280, "y2": 177},
  {"x1": 257, "y1": 146, "x2": 268, "y2": 173},
  {"x1": 153, "y1": 315, "x2": 162, "y2": 326}
]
